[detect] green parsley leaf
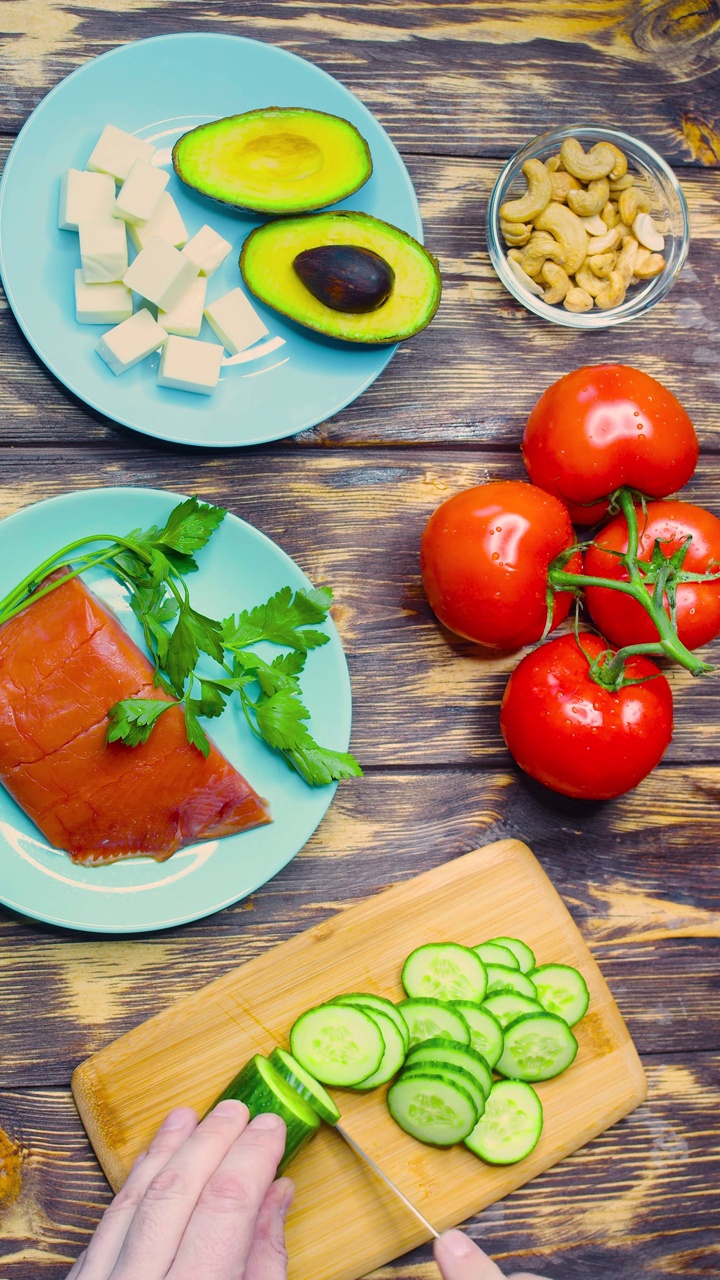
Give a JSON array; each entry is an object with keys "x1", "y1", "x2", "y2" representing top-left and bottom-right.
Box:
[
  {"x1": 255, "y1": 689, "x2": 311, "y2": 750},
  {"x1": 166, "y1": 604, "x2": 224, "y2": 695},
  {"x1": 157, "y1": 496, "x2": 227, "y2": 555},
  {"x1": 223, "y1": 586, "x2": 333, "y2": 653},
  {"x1": 106, "y1": 698, "x2": 174, "y2": 747},
  {"x1": 184, "y1": 700, "x2": 211, "y2": 758},
  {"x1": 285, "y1": 743, "x2": 364, "y2": 786},
  {"x1": 194, "y1": 681, "x2": 227, "y2": 719}
]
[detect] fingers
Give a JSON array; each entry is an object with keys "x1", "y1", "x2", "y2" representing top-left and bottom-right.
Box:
[
  {"x1": 64, "y1": 1248, "x2": 87, "y2": 1279},
  {"x1": 166, "y1": 1110, "x2": 287, "y2": 1279},
  {"x1": 74, "y1": 1107, "x2": 199, "y2": 1280},
  {"x1": 108, "y1": 1099, "x2": 251, "y2": 1279},
  {"x1": 244, "y1": 1177, "x2": 294, "y2": 1280},
  {"x1": 434, "y1": 1231, "x2": 507, "y2": 1280}
]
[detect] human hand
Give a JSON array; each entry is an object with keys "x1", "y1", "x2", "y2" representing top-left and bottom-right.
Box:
[
  {"x1": 435, "y1": 1229, "x2": 554, "y2": 1280},
  {"x1": 66, "y1": 1099, "x2": 292, "y2": 1280}
]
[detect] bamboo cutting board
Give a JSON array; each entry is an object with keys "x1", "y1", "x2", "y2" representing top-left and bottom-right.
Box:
[{"x1": 72, "y1": 839, "x2": 646, "y2": 1280}]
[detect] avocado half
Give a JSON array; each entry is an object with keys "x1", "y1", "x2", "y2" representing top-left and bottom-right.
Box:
[
  {"x1": 173, "y1": 108, "x2": 372, "y2": 214},
  {"x1": 240, "y1": 211, "x2": 442, "y2": 343}
]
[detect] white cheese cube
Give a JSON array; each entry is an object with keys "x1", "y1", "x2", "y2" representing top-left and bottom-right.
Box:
[
  {"x1": 182, "y1": 224, "x2": 232, "y2": 277},
  {"x1": 96, "y1": 308, "x2": 167, "y2": 375},
  {"x1": 128, "y1": 192, "x2": 188, "y2": 251},
  {"x1": 157, "y1": 335, "x2": 223, "y2": 395},
  {"x1": 113, "y1": 159, "x2": 169, "y2": 225},
  {"x1": 59, "y1": 170, "x2": 116, "y2": 231},
  {"x1": 203, "y1": 287, "x2": 269, "y2": 354},
  {"x1": 74, "y1": 270, "x2": 133, "y2": 324},
  {"x1": 158, "y1": 277, "x2": 207, "y2": 337},
  {"x1": 123, "y1": 236, "x2": 199, "y2": 310},
  {"x1": 79, "y1": 218, "x2": 128, "y2": 284},
  {"x1": 87, "y1": 125, "x2": 154, "y2": 182}
]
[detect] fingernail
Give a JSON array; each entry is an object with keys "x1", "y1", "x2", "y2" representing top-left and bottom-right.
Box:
[
  {"x1": 249, "y1": 1111, "x2": 284, "y2": 1131},
  {"x1": 441, "y1": 1230, "x2": 475, "y2": 1258},
  {"x1": 161, "y1": 1107, "x2": 195, "y2": 1131},
  {"x1": 213, "y1": 1099, "x2": 248, "y2": 1119}
]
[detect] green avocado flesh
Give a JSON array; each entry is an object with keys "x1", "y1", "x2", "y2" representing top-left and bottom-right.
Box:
[
  {"x1": 173, "y1": 108, "x2": 372, "y2": 213},
  {"x1": 241, "y1": 212, "x2": 443, "y2": 343}
]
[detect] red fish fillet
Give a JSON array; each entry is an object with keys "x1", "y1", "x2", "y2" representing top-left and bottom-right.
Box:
[{"x1": 0, "y1": 574, "x2": 271, "y2": 865}]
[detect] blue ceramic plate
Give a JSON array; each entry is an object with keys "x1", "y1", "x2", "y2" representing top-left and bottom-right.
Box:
[
  {"x1": 0, "y1": 33, "x2": 422, "y2": 447},
  {"x1": 0, "y1": 488, "x2": 353, "y2": 933}
]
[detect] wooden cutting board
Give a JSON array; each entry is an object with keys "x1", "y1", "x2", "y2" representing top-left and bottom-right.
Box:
[{"x1": 72, "y1": 839, "x2": 646, "y2": 1280}]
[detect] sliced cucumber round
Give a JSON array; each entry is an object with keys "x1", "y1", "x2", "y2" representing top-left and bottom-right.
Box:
[
  {"x1": 465, "y1": 1080, "x2": 543, "y2": 1164},
  {"x1": 405, "y1": 1037, "x2": 493, "y2": 1100},
  {"x1": 397, "y1": 998, "x2": 471, "y2": 1050},
  {"x1": 451, "y1": 1002, "x2": 504, "y2": 1069},
  {"x1": 333, "y1": 992, "x2": 410, "y2": 1052},
  {"x1": 213, "y1": 1054, "x2": 321, "y2": 1173},
  {"x1": 352, "y1": 1008, "x2": 407, "y2": 1090},
  {"x1": 495, "y1": 1012, "x2": 578, "y2": 1082},
  {"x1": 387, "y1": 1071, "x2": 478, "y2": 1146},
  {"x1": 473, "y1": 941, "x2": 520, "y2": 970},
  {"x1": 529, "y1": 964, "x2": 590, "y2": 1027},
  {"x1": 485, "y1": 965, "x2": 538, "y2": 1000},
  {"x1": 486, "y1": 936, "x2": 536, "y2": 974},
  {"x1": 290, "y1": 1003, "x2": 384, "y2": 1086},
  {"x1": 402, "y1": 943, "x2": 487, "y2": 1004},
  {"x1": 268, "y1": 1047, "x2": 340, "y2": 1124},
  {"x1": 400, "y1": 1063, "x2": 486, "y2": 1121},
  {"x1": 482, "y1": 992, "x2": 544, "y2": 1029}
]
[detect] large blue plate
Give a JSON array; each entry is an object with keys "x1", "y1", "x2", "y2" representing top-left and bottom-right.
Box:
[
  {"x1": 0, "y1": 33, "x2": 422, "y2": 447},
  {"x1": 0, "y1": 488, "x2": 353, "y2": 933}
]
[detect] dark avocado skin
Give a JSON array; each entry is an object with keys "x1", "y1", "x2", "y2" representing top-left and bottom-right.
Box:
[{"x1": 172, "y1": 107, "x2": 372, "y2": 214}]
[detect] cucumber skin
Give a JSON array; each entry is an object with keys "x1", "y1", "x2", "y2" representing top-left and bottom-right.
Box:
[{"x1": 213, "y1": 1055, "x2": 320, "y2": 1174}]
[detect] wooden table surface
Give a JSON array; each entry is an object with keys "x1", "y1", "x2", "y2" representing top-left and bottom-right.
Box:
[{"x1": 1, "y1": 3, "x2": 719, "y2": 1277}]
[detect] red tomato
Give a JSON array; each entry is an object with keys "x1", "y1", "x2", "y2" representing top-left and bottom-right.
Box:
[
  {"x1": 500, "y1": 633, "x2": 673, "y2": 800},
  {"x1": 420, "y1": 480, "x2": 581, "y2": 650},
  {"x1": 584, "y1": 500, "x2": 720, "y2": 651},
  {"x1": 522, "y1": 365, "x2": 699, "y2": 524}
]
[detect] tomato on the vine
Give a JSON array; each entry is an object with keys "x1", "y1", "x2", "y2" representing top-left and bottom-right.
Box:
[
  {"x1": 499, "y1": 633, "x2": 673, "y2": 800},
  {"x1": 584, "y1": 500, "x2": 720, "y2": 651},
  {"x1": 522, "y1": 365, "x2": 699, "y2": 524},
  {"x1": 420, "y1": 480, "x2": 581, "y2": 650}
]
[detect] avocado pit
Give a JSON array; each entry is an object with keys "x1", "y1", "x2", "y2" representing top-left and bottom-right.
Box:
[{"x1": 293, "y1": 244, "x2": 395, "y2": 313}]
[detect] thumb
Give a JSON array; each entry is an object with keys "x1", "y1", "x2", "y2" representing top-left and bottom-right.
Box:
[
  {"x1": 243, "y1": 1176, "x2": 294, "y2": 1280},
  {"x1": 434, "y1": 1230, "x2": 507, "y2": 1279}
]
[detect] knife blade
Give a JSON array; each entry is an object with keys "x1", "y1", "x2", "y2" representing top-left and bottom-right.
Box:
[{"x1": 334, "y1": 1122, "x2": 440, "y2": 1239}]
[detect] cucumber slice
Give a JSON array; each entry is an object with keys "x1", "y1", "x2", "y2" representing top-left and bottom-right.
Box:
[
  {"x1": 213, "y1": 1054, "x2": 321, "y2": 1173},
  {"x1": 486, "y1": 936, "x2": 536, "y2": 974},
  {"x1": 485, "y1": 965, "x2": 538, "y2": 999},
  {"x1": 398, "y1": 998, "x2": 471, "y2": 1049},
  {"x1": 529, "y1": 964, "x2": 590, "y2": 1027},
  {"x1": 401, "y1": 1063, "x2": 486, "y2": 1120},
  {"x1": 450, "y1": 1002, "x2": 504, "y2": 1069},
  {"x1": 405, "y1": 1037, "x2": 493, "y2": 1099},
  {"x1": 402, "y1": 943, "x2": 487, "y2": 1003},
  {"x1": 496, "y1": 1012, "x2": 578, "y2": 1082},
  {"x1": 268, "y1": 1047, "x2": 340, "y2": 1124},
  {"x1": 465, "y1": 1080, "x2": 543, "y2": 1164},
  {"x1": 333, "y1": 992, "x2": 410, "y2": 1052},
  {"x1": 290, "y1": 1003, "x2": 384, "y2": 1086},
  {"x1": 387, "y1": 1071, "x2": 478, "y2": 1146},
  {"x1": 473, "y1": 941, "x2": 520, "y2": 970},
  {"x1": 482, "y1": 992, "x2": 544, "y2": 1029},
  {"x1": 352, "y1": 1008, "x2": 407, "y2": 1090}
]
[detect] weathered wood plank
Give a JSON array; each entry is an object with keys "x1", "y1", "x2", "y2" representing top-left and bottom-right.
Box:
[
  {"x1": 2, "y1": 141, "x2": 719, "y2": 448},
  {"x1": 1, "y1": 0, "x2": 720, "y2": 166},
  {"x1": 1, "y1": 1056, "x2": 718, "y2": 1276}
]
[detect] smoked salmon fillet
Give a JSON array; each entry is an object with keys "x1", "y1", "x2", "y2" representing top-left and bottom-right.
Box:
[{"x1": 0, "y1": 574, "x2": 271, "y2": 865}]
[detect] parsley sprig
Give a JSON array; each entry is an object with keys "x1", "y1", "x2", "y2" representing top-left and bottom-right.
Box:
[{"x1": 0, "y1": 497, "x2": 362, "y2": 788}]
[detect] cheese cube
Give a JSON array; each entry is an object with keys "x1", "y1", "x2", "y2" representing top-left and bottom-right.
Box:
[
  {"x1": 158, "y1": 277, "x2": 207, "y2": 338},
  {"x1": 113, "y1": 159, "x2": 169, "y2": 225},
  {"x1": 96, "y1": 308, "x2": 167, "y2": 375},
  {"x1": 79, "y1": 218, "x2": 128, "y2": 284},
  {"x1": 87, "y1": 125, "x2": 154, "y2": 182},
  {"x1": 182, "y1": 225, "x2": 232, "y2": 277},
  {"x1": 74, "y1": 270, "x2": 133, "y2": 325},
  {"x1": 123, "y1": 236, "x2": 199, "y2": 310},
  {"x1": 128, "y1": 192, "x2": 188, "y2": 251},
  {"x1": 203, "y1": 288, "x2": 269, "y2": 354},
  {"x1": 157, "y1": 335, "x2": 223, "y2": 395},
  {"x1": 59, "y1": 170, "x2": 116, "y2": 231}
]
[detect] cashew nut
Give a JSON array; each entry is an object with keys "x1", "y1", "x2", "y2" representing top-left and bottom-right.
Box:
[
  {"x1": 563, "y1": 285, "x2": 594, "y2": 312},
  {"x1": 595, "y1": 269, "x2": 627, "y2": 310},
  {"x1": 574, "y1": 260, "x2": 606, "y2": 298},
  {"x1": 600, "y1": 200, "x2": 621, "y2": 229},
  {"x1": 506, "y1": 253, "x2": 546, "y2": 297},
  {"x1": 633, "y1": 248, "x2": 666, "y2": 279},
  {"x1": 560, "y1": 137, "x2": 616, "y2": 182},
  {"x1": 616, "y1": 235, "x2": 639, "y2": 284},
  {"x1": 533, "y1": 202, "x2": 588, "y2": 273},
  {"x1": 608, "y1": 173, "x2": 635, "y2": 193},
  {"x1": 618, "y1": 185, "x2": 650, "y2": 227},
  {"x1": 587, "y1": 224, "x2": 623, "y2": 255},
  {"x1": 526, "y1": 230, "x2": 567, "y2": 263},
  {"x1": 587, "y1": 252, "x2": 617, "y2": 279},
  {"x1": 544, "y1": 154, "x2": 562, "y2": 174},
  {"x1": 549, "y1": 170, "x2": 581, "y2": 204},
  {"x1": 580, "y1": 214, "x2": 609, "y2": 236},
  {"x1": 567, "y1": 177, "x2": 610, "y2": 218},
  {"x1": 500, "y1": 158, "x2": 552, "y2": 223},
  {"x1": 500, "y1": 218, "x2": 533, "y2": 246},
  {"x1": 541, "y1": 261, "x2": 571, "y2": 304},
  {"x1": 606, "y1": 144, "x2": 628, "y2": 181},
  {"x1": 632, "y1": 212, "x2": 665, "y2": 252}
]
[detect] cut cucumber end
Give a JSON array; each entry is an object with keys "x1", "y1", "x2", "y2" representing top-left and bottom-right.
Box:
[{"x1": 268, "y1": 1047, "x2": 341, "y2": 1124}]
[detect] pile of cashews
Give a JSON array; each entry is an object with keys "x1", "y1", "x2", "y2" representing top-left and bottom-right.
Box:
[{"x1": 499, "y1": 137, "x2": 667, "y2": 313}]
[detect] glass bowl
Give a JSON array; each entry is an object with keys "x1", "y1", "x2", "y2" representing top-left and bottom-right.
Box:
[{"x1": 486, "y1": 124, "x2": 690, "y2": 329}]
